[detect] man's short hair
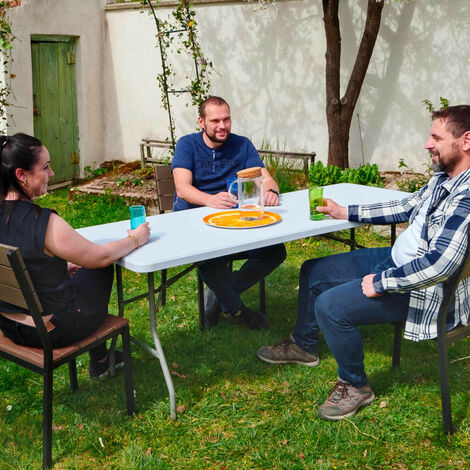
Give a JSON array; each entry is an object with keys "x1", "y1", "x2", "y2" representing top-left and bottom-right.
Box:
[
  {"x1": 198, "y1": 96, "x2": 230, "y2": 118},
  {"x1": 432, "y1": 105, "x2": 470, "y2": 138}
]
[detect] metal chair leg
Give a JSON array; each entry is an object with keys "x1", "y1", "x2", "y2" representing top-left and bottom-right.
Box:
[
  {"x1": 121, "y1": 327, "x2": 136, "y2": 416},
  {"x1": 161, "y1": 269, "x2": 167, "y2": 306},
  {"x1": 43, "y1": 367, "x2": 53, "y2": 469},
  {"x1": 438, "y1": 333, "x2": 454, "y2": 434},
  {"x1": 68, "y1": 359, "x2": 78, "y2": 392},
  {"x1": 197, "y1": 273, "x2": 205, "y2": 331},
  {"x1": 259, "y1": 278, "x2": 266, "y2": 314},
  {"x1": 392, "y1": 323, "x2": 403, "y2": 368}
]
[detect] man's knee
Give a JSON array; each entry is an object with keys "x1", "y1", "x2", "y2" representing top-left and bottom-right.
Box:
[{"x1": 315, "y1": 291, "x2": 336, "y2": 328}]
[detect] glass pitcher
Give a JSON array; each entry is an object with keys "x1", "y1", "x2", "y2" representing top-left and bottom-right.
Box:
[{"x1": 228, "y1": 167, "x2": 264, "y2": 221}]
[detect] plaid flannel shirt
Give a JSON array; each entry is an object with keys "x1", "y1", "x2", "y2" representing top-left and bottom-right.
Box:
[{"x1": 348, "y1": 169, "x2": 470, "y2": 341}]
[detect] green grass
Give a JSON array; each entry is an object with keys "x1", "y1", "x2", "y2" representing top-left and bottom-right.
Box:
[{"x1": 0, "y1": 189, "x2": 468, "y2": 469}]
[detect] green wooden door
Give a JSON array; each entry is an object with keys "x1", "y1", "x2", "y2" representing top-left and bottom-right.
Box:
[{"x1": 31, "y1": 36, "x2": 79, "y2": 184}]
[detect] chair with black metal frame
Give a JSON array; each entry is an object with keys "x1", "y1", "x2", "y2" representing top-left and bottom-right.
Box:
[
  {"x1": 154, "y1": 164, "x2": 266, "y2": 330},
  {"x1": 391, "y1": 228, "x2": 470, "y2": 434},
  {"x1": 0, "y1": 244, "x2": 135, "y2": 469}
]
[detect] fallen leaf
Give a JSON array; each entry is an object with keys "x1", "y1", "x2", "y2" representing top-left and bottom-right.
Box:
[
  {"x1": 145, "y1": 447, "x2": 152, "y2": 455},
  {"x1": 363, "y1": 449, "x2": 368, "y2": 457},
  {"x1": 77, "y1": 424, "x2": 84, "y2": 430},
  {"x1": 176, "y1": 404, "x2": 186, "y2": 414},
  {"x1": 280, "y1": 439, "x2": 288, "y2": 446},
  {"x1": 52, "y1": 424, "x2": 63, "y2": 431},
  {"x1": 99, "y1": 437, "x2": 105, "y2": 448},
  {"x1": 379, "y1": 401, "x2": 387, "y2": 408},
  {"x1": 170, "y1": 296, "x2": 175, "y2": 301},
  {"x1": 172, "y1": 362, "x2": 179, "y2": 368},
  {"x1": 423, "y1": 439, "x2": 431, "y2": 447},
  {"x1": 177, "y1": 323, "x2": 185, "y2": 328},
  {"x1": 298, "y1": 452, "x2": 305, "y2": 459}
]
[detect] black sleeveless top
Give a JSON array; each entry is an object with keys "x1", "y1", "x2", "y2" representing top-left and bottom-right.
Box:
[{"x1": 0, "y1": 201, "x2": 76, "y2": 316}]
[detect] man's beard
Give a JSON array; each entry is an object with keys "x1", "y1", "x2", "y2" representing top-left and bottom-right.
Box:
[
  {"x1": 431, "y1": 145, "x2": 460, "y2": 174},
  {"x1": 431, "y1": 158, "x2": 446, "y2": 173},
  {"x1": 203, "y1": 129, "x2": 229, "y2": 144}
]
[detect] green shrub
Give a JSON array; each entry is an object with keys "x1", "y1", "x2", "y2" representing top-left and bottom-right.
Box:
[
  {"x1": 308, "y1": 161, "x2": 384, "y2": 187},
  {"x1": 261, "y1": 155, "x2": 306, "y2": 193},
  {"x1": 395, "y1": 159, "x2": 431, "y2": 193}
]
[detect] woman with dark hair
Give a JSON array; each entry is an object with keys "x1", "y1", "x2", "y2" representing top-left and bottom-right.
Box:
[{"x1": 0, "y1": 133, "x2": 150, "y2": 377}]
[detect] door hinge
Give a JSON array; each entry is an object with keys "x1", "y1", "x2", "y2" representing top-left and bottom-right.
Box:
[
  {"x1": 70, "y1": 152, "x2": 79, "y2": 164},
  {"x1": 67, "y1": 52, "x2": 75, "y2": 65}
]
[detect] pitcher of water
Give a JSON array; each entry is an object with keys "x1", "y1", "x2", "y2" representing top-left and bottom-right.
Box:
[{"x1": 228, "y1": 167, "x2": 264, "y2": 221}]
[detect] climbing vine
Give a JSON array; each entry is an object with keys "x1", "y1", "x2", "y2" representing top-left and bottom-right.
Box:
[
  {"x1": 0, "y1": 1, "x2": 16, "y2": 132},
  {"x1": 141, "y1": 0, "x2": 212, "y2": 147}
]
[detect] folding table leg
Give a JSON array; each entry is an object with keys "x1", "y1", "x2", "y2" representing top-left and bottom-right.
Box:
[{"x1": 147, "y1": 272, "x2": 176, "y2": 420}]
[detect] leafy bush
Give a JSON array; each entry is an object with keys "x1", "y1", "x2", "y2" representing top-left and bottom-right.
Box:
[
  {"x1": 395, "y1": 158, "x2": 431, "y2": 193},
  {"x1": 308, "y1": 161, "x2": 384, "y2": 187},
  {"x1": 261, "y1": 155, "x2": 306, "y2": 193}
]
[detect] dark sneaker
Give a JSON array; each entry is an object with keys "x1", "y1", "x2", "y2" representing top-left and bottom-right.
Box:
[
  {"x1": 257, "y1": 337, "x2": 319, "y2": 366},
  {"x1": 318, "y1": 380, "x2": 375, "y2": 421},
  {"x1": 89, "y1": 350, "x2": 125, "y2": 378},
  {"x1": 233, "y1": 305, "x2": 268, "y2": 330},
  {"x1": 204, "y1": 287, "x2": 222, "y2": 329}
]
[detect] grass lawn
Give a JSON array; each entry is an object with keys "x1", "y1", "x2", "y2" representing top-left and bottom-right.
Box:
[{"x1": 0, "y1": 188, "x2": 469, "y2": 469}]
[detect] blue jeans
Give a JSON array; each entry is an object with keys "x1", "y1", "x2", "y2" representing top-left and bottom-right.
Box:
[
  {"x1": 198, "y1": 243, "x2": 286, "y2": 314},
  {"x1": 293, "y1": 247, "x2": 410, "y2": 387}
]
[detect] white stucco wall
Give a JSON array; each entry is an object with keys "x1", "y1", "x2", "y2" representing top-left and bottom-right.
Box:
[
  {"x1": 5, "y1": 0, "x2": 470, "y2": 174},
  {"x1": 5, "y1": 0, "x2": 106, "y2": 172},
  {"x1": 104, "y1": 0, "x2": 470, "y2": 171}
]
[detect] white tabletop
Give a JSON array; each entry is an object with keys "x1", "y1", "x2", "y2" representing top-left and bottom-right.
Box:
[{"x1": 77, "y1": 183, "x2": 408, "y2": 273}]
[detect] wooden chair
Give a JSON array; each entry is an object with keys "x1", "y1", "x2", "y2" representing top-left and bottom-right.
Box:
[
  {"x1": 392, "y1": 229, "x2": 470, "y2": 434},
  {"x1": 0, "y1": 244, "x2": 135, "y2": 469},
  {"x1": 154, "y1": 164, "x2": 266, "y2": 328}
]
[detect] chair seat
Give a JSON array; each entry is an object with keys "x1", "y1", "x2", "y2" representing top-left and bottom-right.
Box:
[{"x1": 0, "y1": 314, "x2": 128, "y2": 369}]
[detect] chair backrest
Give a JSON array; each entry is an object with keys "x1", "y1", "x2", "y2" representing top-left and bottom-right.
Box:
[
  {"x1": 0, "y1": 244, "x2": 51, "y2": 349},
  {"x1": 154, "y1": 164, "x2": 176, "y2": 213},
  {"x1": 437, "y1": 227, "x2": 470, "y2": 336}
]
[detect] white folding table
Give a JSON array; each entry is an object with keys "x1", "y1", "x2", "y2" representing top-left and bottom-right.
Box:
[{"x1": 78, "y1": 183, "x2": 408, "y2": 418}]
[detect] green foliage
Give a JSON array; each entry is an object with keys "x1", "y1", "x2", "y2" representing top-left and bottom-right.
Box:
[
  {"x1": 83, "y1": 165, "x2": 109, "y2": 180},
  {"x1": 141, "y1": 0, "x2": 212, "y2": 147},
  {"x1": 422, "y1": 97, "x2": 450, "y2": 113},
  {"x1": 3, "y1": 189, "x2": 470, "y2": 468},
  {"x1": 308, "y1": 161, "x2": 384, "y2": 187},
  {"x1": 0, "y1": 1, "x2": 16, "y2": 131},
  {"x1": 396, "y1": 158, "x2": 431, "y2": 193},
  {"x1": 261, "y1": 155, "x2": 306, "y2": 193},
  {"x1": 115, "y1": 166, "x2": 154, "y2": 188},
  {"x1": 37, "y1": 187, "x2": 130, "y2": 229}
]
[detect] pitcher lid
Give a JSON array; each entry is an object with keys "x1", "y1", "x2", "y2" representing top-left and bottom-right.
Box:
[{"x1": 237, "y1": 166, "x2": 262, "y2": 178}]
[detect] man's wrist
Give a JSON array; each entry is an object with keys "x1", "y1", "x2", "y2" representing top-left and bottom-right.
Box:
[{"x1": 267, "y1": 189, "x2": 279, "y2": 196}]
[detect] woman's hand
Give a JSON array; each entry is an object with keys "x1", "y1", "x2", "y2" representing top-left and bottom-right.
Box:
[
  {"x1": 127, "y1": 221, "x2": 150, "y2": 248},
  {"x1": 67, "y1": 262, "x2": 81, "y2": 276}
]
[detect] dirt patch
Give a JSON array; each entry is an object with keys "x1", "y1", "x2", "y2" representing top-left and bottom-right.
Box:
[{"x1": 70, "y1": 161, "x2": 160, "y2": 215}]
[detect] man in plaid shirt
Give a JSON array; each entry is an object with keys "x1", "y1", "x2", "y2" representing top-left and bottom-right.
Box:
[{"x1": 258, "y1": 105, "x2": 470, "y2": 421}]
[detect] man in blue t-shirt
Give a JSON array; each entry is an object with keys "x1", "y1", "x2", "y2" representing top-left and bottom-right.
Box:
[{"x1": 172, "y1": 96, "x2": 286, "y2": 329}]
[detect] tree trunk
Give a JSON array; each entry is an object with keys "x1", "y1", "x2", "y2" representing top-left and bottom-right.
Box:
[{"x1": 323, "y1": 0, "x2": 384, "y2": 169}]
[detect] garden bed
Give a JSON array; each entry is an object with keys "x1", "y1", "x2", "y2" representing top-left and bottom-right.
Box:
[{"x1": 69, "y1": 161, "x2": 421, "y2": 217}]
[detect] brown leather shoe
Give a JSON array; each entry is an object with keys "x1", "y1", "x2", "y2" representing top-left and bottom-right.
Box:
[
  {"x1": 257, "y1": 337, "x2": 319, "y2": 366},
  {"x1": 318, "y1": 379, "x2": 375, "y2": 421}
]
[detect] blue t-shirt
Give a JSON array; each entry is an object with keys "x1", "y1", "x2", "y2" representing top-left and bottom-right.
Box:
[{"x1": 171, "y1": 131, "x2": 264, "y2": 211}]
